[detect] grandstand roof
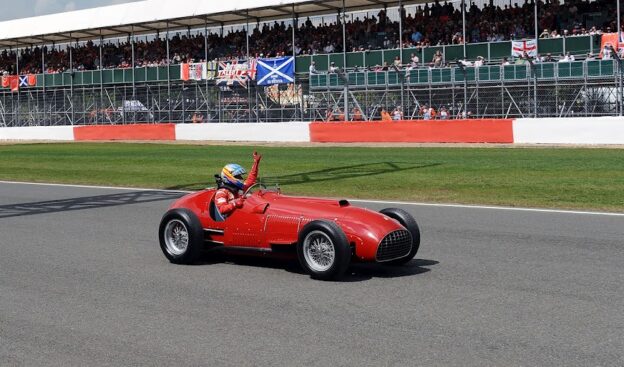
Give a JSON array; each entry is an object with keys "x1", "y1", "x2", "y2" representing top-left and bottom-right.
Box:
[{"x1": 0, "y1": 0, "x2": 422, "y2": 48}]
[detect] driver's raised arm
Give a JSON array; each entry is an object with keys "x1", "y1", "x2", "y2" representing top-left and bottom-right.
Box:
[{"x1": 243, "y1": 151, "x2": 262, "y2": 190}]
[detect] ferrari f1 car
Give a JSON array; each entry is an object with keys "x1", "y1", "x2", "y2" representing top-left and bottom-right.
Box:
[{"x1": 159, "y1": 183, "x2": 421, "y2": 280}]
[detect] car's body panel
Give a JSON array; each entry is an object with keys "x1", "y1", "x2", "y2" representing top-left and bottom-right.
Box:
[{"x1": 168, "y1": 188, "x2": 409, "y2": 262}]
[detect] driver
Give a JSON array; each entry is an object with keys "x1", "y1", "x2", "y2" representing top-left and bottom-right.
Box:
[{"x1": 215, "y1": 151, "x2": 262, "y2": 217}]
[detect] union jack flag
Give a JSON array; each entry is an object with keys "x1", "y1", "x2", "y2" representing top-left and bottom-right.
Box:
[{"x1": 216, "y1": 59, "x2": 257, "y2": 88}]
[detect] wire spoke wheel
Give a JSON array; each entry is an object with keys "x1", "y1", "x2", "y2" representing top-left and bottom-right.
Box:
[
  {"x1": 164, "y1": 219, "x2": 189, "y2": 256},
  {"x1": 303, "y1": 230, "x2": 336, "y2": 272}
]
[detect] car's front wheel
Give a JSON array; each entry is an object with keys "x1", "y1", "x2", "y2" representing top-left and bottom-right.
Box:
[
  {"x1": 380, "y1": 208, "x2": 421, "y2": 265},
  {"x1": 297, "y1": 220, "x2": 351, "y2": 280},
  {"x1": 159, "y1": 208, "x2": 204, "y2": 264}
]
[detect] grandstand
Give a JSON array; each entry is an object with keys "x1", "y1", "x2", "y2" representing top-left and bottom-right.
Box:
[{"x1": 0, "y1": 0, "x2": 622, "y2": 126}]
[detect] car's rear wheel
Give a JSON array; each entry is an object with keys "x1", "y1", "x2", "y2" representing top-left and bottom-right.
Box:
[
  {"x1": 380, "y1": 208, "x2": 421, "y2": 265},
  {"x1": 297, "y1": 220, "x2": 351, "y2": 280},
  {"x1": 159, "y1": 208, "x2": 204, "y2": 264}
]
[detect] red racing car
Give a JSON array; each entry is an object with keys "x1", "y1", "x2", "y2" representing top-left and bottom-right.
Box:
[{"x1": 159, "y1": 183, "x2": 421, "y2": 280}]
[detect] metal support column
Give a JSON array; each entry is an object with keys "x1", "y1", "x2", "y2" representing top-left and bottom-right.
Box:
[
  {"x1": 292, "y1": 4, "x2": 299, "y2": 120},
  {"x1": 99, "y1": 34, "x2": 104, "y2": 124},
  {"x1": 342, "y1": 0, "x2": 349, "y2": 121},
  {"x1": 166, "y1": 22, "x2": 172, "y2": 123},
  {"x1": 462, "y1": 0, "x2": 467, "y2": 58},
  {"x1": 205, "y1": 17, "x2": 209, "y2": 122},
  {"x1": 15, "y1": 43, "x2": 20, "y2": 126},
  {"x1": 69, "y1": 34, "x2": 74, "y2": 125},
  {"x1": 399, "y1": 0, "x2": 405, "y2": 112},
  {"x1": 246, "y1": 10, "x2": 252, "y2": 122}
]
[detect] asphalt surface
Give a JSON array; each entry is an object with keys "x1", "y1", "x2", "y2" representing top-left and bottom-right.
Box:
[{"x1": 1, "y1": 182, "x2": 623, "y2": 366}]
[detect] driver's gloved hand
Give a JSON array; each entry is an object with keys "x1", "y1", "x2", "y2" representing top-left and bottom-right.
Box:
[{"x1": 233, "y1": 198, "x2": 245, "y2": 208}]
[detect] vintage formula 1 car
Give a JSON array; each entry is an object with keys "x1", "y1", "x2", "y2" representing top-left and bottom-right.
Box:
[{"x1": 159, "y1": 183, "x2": 421, "y2": 280}]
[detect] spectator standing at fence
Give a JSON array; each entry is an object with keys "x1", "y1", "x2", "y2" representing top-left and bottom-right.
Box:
[
  {"x1": 329, "y1": 62, "x2": 339, "y2": 73},
  {"x1": 392, "y1": 106, "x2": 403, "y2": 121},
  {"x1": 380, "y1": 107, "x2": 392, "y2": 121},
  {"x1": 309, "y1": 61, "x2": 318, "y2": 75},
  {"x1": 410, "y1": 53, "x2": 419, "y2": 67},
  {"x1": 422, "y1": 104, "x2": 431, "y2": 120},
  {"x1": 439, "y1": 106, "x2": 449, "y2": 120},
  {"x1": 191, "y1": 112, "x2": 204, "y2": 124},
  {"x1": 352, "y1": 107, "x2": 364, "y2": 121}
]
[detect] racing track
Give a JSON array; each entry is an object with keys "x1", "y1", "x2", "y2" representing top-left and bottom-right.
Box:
[{"x1": 1, "y1": 182, "x2": 623, "y2": 366}]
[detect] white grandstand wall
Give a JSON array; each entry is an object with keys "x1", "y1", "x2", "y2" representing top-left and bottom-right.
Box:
[
  {"x1": 513, "y1": 117, "x2": 624, "y2": 145},
  {"x1": 0, "y1": 126, "x2": 74, "y2": 141},
  {"x1": 175, "y1": 122, "x2": 311, "y2": 142}
]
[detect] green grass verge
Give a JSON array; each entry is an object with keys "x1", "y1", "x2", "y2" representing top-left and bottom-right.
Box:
[{"x1": 1, "y1": 143, "x2": 623, "y2": 212}]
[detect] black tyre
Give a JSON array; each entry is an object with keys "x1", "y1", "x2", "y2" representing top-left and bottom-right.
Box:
[
  {"x1": 159, "y1": 208, "x2": 204, "y2": 264},
  {"x1": 297, "y1": 220, "x2": 351, "y2": 280},
  {"x1": 380, "y1": 208, "x2": 421, "y2": 265}
]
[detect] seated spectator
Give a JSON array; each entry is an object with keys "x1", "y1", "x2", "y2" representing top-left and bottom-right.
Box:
[
  {"x1": 393, "y1": 56, "x2": 402, "y2": 69},
  {"x1": 431, "y1": 50, "x2": 443, "y2": 68},
  {"x1": 474, "y1": 56, "x2": 485, "y2": 67},
  {"x1": 543, "y1": 53, "x2": 554, "y2": 62},
  {"x1": 586, "y1": 53, "x2": 596, "y2": 61},
  {"x1": 191, "y1": 112, "x2": 204, "y2": 124},
  {"x1": 309, "y1": 61, "x2": 318, "y2": 75},
  {"x1": 329, "y1": 62, "x2": 339, "y2": 73},
  {"x1": 501, "y1": 57, "x2": 511, "y2": 66}
]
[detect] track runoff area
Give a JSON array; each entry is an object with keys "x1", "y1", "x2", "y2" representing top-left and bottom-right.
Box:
[{"x1": 1, "y1": 180, "x2": 622, "y2": 366}]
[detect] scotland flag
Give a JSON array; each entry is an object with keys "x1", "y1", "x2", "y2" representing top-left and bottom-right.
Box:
[{"x1": 256, "y1": 56, "x2": 295, "y2": 86}]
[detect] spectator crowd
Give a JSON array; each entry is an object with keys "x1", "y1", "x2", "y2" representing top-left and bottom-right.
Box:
[{"x1": 0, "y1": 0, "x2": 622, "y2": 75}]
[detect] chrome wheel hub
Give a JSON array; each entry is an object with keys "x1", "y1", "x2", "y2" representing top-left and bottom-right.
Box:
[
  {"x1": 164, "y1": 219, "x2": 189, "y2": 256},
  {"x1": 303, "y1": 231, "x2": 335, "y2": 272}
]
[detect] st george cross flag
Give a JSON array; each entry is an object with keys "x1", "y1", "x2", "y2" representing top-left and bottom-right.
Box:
[
  {"x1": 512, "y1": 39, "x2": 537, "y2": 58},
  {"x1": 181, "y1": 63, "x2": 207, "y2": 81},
  {"x1": 256, "y1": 57, "x2": 295, "y2": 86}
]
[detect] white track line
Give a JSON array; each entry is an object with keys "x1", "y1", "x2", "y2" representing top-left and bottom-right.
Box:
[{"x1": 1, "y1": 180, "x2": 623, "y2": 217}]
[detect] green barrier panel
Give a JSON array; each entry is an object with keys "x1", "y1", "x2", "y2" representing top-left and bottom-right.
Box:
[
  {"x1": 75, "y1": 72, "x2": 85, "y2": 85},
  {"x1": 310, "y1": 74, "x2": 327, "y2": 88},
  {"x1": 409, "y1": 68, "x2": 429, "y2": 84},
  {"x1": 147, "y1": 66, "x2": 158, "y2": 81},
  {"x1": 134, "y1": 68, "x2": 146, "y2": 82},
  {"x1": 537, "y1": 62, "x2": 555, "y2": 78},
  {"x1": 366, "y1": 50, "x2": 383, "y2": 67},
  {"x1": 348, "y1": 72, "x2": 366, "y2": 85},
  {"x1": 383, "y1": 49, "x2": 400, "y2": 65},
  {"x1": 565, "y1": 36, "x2": 591, "y2": 54},
  {"x1": 569, "y1": 61, "x2": 584, "y2": 77},
  {"x1": 490, "y1": 41, "x2": 511, "y2": 59},
  {"x1": 538, "y1": 38, "x2": 563, "y2": 56},
  {"x1": 52, "y1": 73, "x2": 62, "y2": 86},
  {"x1": 600, "y1": 60, "x2": 615, "y2": 76},
  {"x1": 82, "y1": 71, "x2": 93, "y2": 85},
  {"x1": 63, "y1": 73, "x2": 72, "y2": 86},
  {"x1": 36, "y1": 74, "x2": 44, "y2": 86},
  {"x1": 93, "y1": 71, "x2": 102, "y2": 84},
  {"x1": 123, "y1": 69, "x2": 134, "y2": 83},
  {"x1": 431, "y1": 68, "x2": 452, "y2": 83},
  {"x1": 158, "y1": 66, "x2": 169, "y2": 80},
  {"x1": 402, "y1": 48, "x2": 419, "y2": 63},
  {"x1": 445, "y1": 45, "x2": 463, "y2": 62},
  {"x1": 328, "y1": 73, "x2": 343, "y2": 86},
  {"x1": 169, "y1": 65, "x2": 180, "y2": 80},
  {"x1": 423, "y1": 46, "x2": 443, "y2": 65},
  {"x1": 478, "y1": 66, "x2": 493, "y2": 81},
  {"x1": 557, "y1": 62, "x2": 571, "y2": 78},
  {"x1": 102, "y1": 69, "x2": 113, "y2": 84},
  {"x1": 329, "y1": 53, "x2": 344, "y2": 68},
  {"x1": 367, "y1": 71, "x2": 386, "y2": 85},
  {"x1": 112, "y1": 69, "x2": 123, "y2": 83},
  {"x1": 466, "y1": 43, "x2": 488, "y2": 60},
  {"x1": 387, "y1": 71, "x2": 400, "y2": 85},
  {"x1": 312, "y1": 54, "x2": 328, "y2": 71},
  {"x1": 295, "y1": 56, "x2": 311, "y2": 73},
  {"x1": 346, "y1": 52, "x2": 364, "y2": 68},
  {"x1": 586, "y1": 60, "x2": 600, "y2": 76}
]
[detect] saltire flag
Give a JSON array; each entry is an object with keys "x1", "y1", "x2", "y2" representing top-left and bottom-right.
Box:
[
  {"x1": 256, "y1": 56, "x2": 295, "y2": 86},
  {"x1": 216, "y1": 59, "x2": 257, "y2": 88},
  {"x1": 181, "y1": 63, "x2": 207, "y2": 81},
  {"x1": 512, "y1": 39, "x2": 537, "y2": 58}
]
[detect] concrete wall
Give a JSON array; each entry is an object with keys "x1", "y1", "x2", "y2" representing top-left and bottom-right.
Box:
[
  {"x1": 513, "y1": 117, "x2": 624, "y2": 145},
  {"x1": 0, "y1": 126, "x2": 74, "y2": 141},
  {"x1": 175, "y1": 122, "x2": 311, "y2": 142},
  {"x1": 1, "y1": 118, "x2": 624, "y2": 145}
]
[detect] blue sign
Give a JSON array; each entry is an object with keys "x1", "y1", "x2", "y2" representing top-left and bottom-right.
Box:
[{"x1": 256, "y1": 56, "x2": 295, "y2": 86}]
